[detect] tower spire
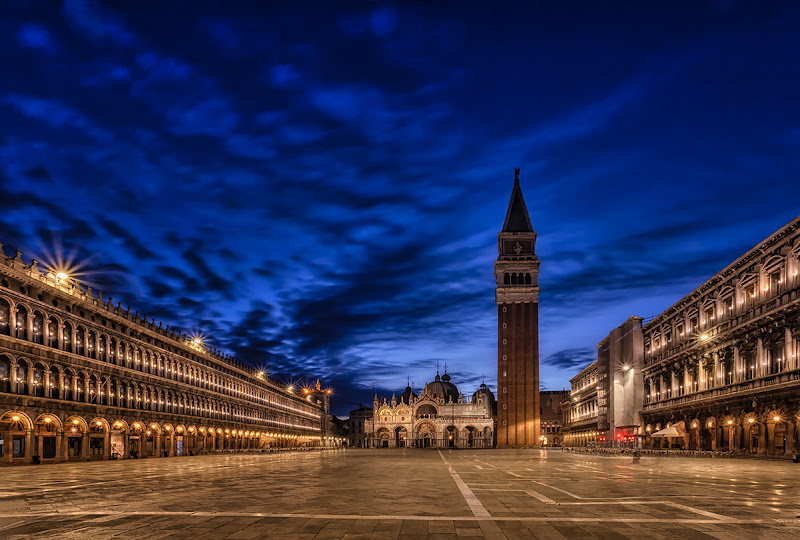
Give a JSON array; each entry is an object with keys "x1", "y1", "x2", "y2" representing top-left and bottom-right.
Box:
[{"x1": 502, "y1": 168, "x2": 533, "y2": 233}]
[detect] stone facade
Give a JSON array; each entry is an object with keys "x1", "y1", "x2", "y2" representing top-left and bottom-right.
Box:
[
  {"x1": 641, "y1": 217, "x2": 800, "y2": 456},
  {"x1": 562, "y1": 317, "x2": 644, "y2": 447},
  {"x1": 0, "y1": 242, "x2": 328, "y2": 465},
  {"x1": 365, "y1": 373, "x2": 494, "y2": 448},
  {"x1": 347, "y1": 404, "x2": 372, "y2": 448},
  {"x1": 495, "y1": 170, "x2": 541, "y2": 446},
  {"x1": 540, "y1": 390, "x2": 568, "y2": 446}
]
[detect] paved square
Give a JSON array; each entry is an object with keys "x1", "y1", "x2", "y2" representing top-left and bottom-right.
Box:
[{"x1": 1, "y1": 449, "x2": 799, "y2": 538}]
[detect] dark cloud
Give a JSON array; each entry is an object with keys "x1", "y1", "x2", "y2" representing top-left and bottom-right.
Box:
[
  {"x1": 544, "y1": 348, "x2": 596, "y2": 372},
  {"x1": 2, "y1": 3, "x2": 800, "y2": 414}
]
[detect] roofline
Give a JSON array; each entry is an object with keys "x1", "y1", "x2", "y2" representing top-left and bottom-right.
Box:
[{"x1": 643, "y1": 216, "x2": 800, "y2": 331}]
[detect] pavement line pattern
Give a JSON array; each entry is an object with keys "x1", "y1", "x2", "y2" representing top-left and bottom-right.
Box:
[
  {"x1": 438, "y1": 450, "x2": 491, "y2": 518},
  {"x1": 529, "y1": 480, "x2": 585, "y2": 499},
  {"x1": 0, "y1": 511, "x2": 774, "y2": 524},
  {"x1": 524, "y1": 489, "x2": 557, "y2": 504}
]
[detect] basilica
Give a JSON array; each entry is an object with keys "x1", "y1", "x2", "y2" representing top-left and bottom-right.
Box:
[{"x1": 365, "y1": 371, "x2": 495, "y2": 448}]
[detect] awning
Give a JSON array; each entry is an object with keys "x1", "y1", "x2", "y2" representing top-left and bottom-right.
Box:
[{"x1": 650, "y1": 421, "x2": 686, "y2": 438}]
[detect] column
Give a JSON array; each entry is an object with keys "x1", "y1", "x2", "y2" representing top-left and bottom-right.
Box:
[
  {"x1": 758, "y1": 423, "x2": 766, "y2": 456},
  {"x1": 24, "y1": 430, "x2": 32, "y2": 462},
  {"x1": 55, "y1": 431, "x2": 62, "y2": 462},
  {"x1": 784, "y1": 421, "x2": 795, "y2": 457},
  {"x1": 766, "y1": 422, "x2": 776, "y2": 456},
  {"x1": 81, "y1": 432, "x2": 90, "y2": 461}
]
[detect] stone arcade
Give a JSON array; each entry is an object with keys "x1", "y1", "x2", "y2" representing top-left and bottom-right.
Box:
[{"x1": 0, "y1": 242, "x2": 329, "y2": 464}]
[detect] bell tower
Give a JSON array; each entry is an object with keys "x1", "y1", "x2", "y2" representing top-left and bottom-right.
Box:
[{"x1": 495, "y1": 168, "x2": 540, "y2": 446}]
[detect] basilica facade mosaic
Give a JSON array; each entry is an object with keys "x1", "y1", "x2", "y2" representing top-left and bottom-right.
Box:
[{"x1": 366, "y1": 372, "x2": 495, "y2": 449}]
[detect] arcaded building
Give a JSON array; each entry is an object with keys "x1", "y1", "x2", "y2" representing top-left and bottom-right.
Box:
[
  {"x1": 641, "y1": 218, "x2": 800, "y2": 456},
  {"x1": 365, "y1": 371, "x2": 494, "y2": 448},
  {"x1": 0, "y1": 243, "x2": 327, "y2": 464}
]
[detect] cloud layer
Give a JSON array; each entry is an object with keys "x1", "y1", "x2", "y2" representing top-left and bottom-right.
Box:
[{"x1": 2, "y1": 3, "x2": 800, "y2": 414}]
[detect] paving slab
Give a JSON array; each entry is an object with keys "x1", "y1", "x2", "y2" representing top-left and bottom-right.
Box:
[{"x1": 1, "y1": 448, "x2": 799, "y2": 538}]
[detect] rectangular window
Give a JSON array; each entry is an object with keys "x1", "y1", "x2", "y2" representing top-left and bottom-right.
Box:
[
  {"x1": 769, "y1": 271, "x2": 780, "y2": 294},
  {"x1": 723, "y1": 296, "x2": 733, "y2": 313}
]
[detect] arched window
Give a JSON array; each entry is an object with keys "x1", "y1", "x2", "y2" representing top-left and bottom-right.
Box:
[
  {"x1": 16, "y1": 360, "x2": 29, "y2": 394},
  {"x1": 33, "y1": 311, "x2": 45, "y2": 344},
  {"x1": 503, "y1": 273, "x2": 510, "y2": 285},
  {"x1": 75, "y1": 327, "x2": 85, "y2": 356},
  {"x1": 525, "y1": 273, "x2": 532, "y2": 285},
  {"x1": 63, "y1": 322, "x2": 73, "y2": 353},
  {"x1": 0, "y1": 299, "x2": 9, "y2": 335},
  {"x1": 48, "y1": 317, "x2": 58, "y2": 348},
  {"x1": 15, "y1": 308, "x2": 27, "y2": 340},
  {"x1": 76, "y1": 373, "x2": 86, "y2": 402},
  {"x1": 88, "y1": 375, "x2": 99, "y2": 404},
  {"x1": 32, "y1": 362, "x2": 46, "y2": 397},
  {"x1": 63, "y1": 369, "x2": 74, "y2": 401},
  {"x1": 109, "y1": 338, "x2": 117, "y2": 364},
  {"x1": 87, "y1": 331, "x2": 97, "y2": 359},
  {"x1": 0, "y1": 355, "x2": 11, "y2": 393},
  {"x1": 99, "y1": 335, "x2": 108, "y2": 362},
  {"x1": 47, "y1": 369, "x2": 58, "y2": 399}
]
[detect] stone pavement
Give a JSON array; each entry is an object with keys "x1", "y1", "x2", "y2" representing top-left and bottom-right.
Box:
[{"x1": 1, "y1": 448, "x2": 799, "y2": 538}]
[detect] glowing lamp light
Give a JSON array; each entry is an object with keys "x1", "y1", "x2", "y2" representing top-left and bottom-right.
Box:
[
  {"x1": 701, "y1": 334, "x2": 709, "y2": 341},
  {"x1": 12, "y1": 415, "x2": 20, "y2": 422},
  {"x1": 44, "y1": 417, "x2": 52, "y2": 423},
  {"x1": 773, "y1": 416, "x2": 781, "y2": 422},
  {"x1": 691, "y1": 422, "x2": 697, "y2": 428},
  {"x1": 72, "y1": 420, "x2": 79, "y2": 425},
  {"x1": 726, "y1": 420, "x2": 733, "y2": 425},
  {"x1": 622, "y1": 365, "x2": 631, "y2": 371},
  {"x1": 748, "y1": 418, "x2": 754, "y2": 424},
  {"x1": 96, "y1": 421, "x2": 103, "y2": 427}
]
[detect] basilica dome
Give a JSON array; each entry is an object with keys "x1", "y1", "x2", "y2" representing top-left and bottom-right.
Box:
[
  {"x1": 471, "y1": 382, "x2": 495, "y2": 405},
  {"x1": 398, "y1": 385, "x2": 417, "y2": 405},
  {"x1": 425, "y1": 372, "x2": 460, "y2": 403}
]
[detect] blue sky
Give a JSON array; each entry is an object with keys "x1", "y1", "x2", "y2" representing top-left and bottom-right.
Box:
[{"x1": 2, "y1": 2, "x2": 800, "y2": 415}]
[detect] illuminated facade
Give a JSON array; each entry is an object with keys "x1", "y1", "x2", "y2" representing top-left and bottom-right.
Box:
[
  {"x1": 0, "y1": 243, "x2": 326, "y2": 464},
  {"x1": 365, "y1": 372, "x2": 494, "y2": 448},
  {"x1": 539, "y1": 390, "x2": 568, "y2": 446},
  {"x1": 562, "y1": 316, "x2": 644, "y2": 447},
  {"x1": 495, "y1": 170, "x2": 541, "y2": 446},
  {"x1": 641, "y1": 218, "x2": 800, "y2": 456}
]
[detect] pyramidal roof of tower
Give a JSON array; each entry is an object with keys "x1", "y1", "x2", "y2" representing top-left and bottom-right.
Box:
[{"x1": 501, "y1": 176, "x2": 534, "y2": 233}]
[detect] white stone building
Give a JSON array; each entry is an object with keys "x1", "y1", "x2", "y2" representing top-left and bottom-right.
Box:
[{"x1": 365, "y1": 372, "x2": 494, "y2": 448}]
